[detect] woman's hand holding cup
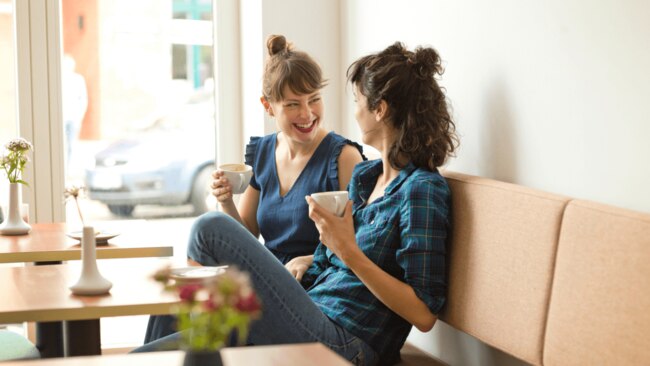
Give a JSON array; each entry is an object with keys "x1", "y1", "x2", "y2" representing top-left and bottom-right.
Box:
[
  {"x1": 212, "y1": 163, "x2": 253, "y2": 204},
  {"x1": 306, "y1": 191, "x2": 360, "y2": 264},
  {"x1": 211, "y1": 170, "x2": 234, "y2": 203}
]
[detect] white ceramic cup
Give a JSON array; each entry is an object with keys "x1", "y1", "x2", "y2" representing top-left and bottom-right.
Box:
[
  {"x1": 219, "y1": 163, "x2": 253, "y2": 194},
  {"x1": 310, "y1": 191, "x2": 349, "y2": 217}
]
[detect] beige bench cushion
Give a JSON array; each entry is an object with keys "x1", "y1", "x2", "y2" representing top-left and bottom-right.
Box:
[
  {"x1": 441, "y1": 171, "x2": 569, "y2": 365},
  {"x1": 544, "y1": 200, "x2": 650, "y2": 365}
]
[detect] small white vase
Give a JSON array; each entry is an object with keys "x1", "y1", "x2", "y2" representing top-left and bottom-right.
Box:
[
  {"x1": 0, "y1": 182, "x2": 31, "y2": 235},
  {"x1": 69, "y1": 226, "x2": 112, "y2": 296}
]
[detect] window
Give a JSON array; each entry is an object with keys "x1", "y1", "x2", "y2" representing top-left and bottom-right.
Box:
[
  {"x1": 6, "y1": 0, "x2": 245, "y2": 352},
  {"x1": 0, "y1": 0, "x2": 18, "y2": 211},
  {"x1": 0, "y1": 0, "x2": 16, "y2": 139},
  {"x1": 62, "y1": 0, "x2": 216, "y2": 228}
]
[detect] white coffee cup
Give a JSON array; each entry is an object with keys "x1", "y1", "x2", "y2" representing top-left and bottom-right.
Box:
[
  {"x1": 219, "y1": 163, "x2": 253, "y2": 194},
  {"x1": 310, "y1": 191, "x2": 349, "y2": 217}
]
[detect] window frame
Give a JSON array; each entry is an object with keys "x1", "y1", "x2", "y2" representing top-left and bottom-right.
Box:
[{"x1": 15, "y1": 0, "x2": 65, "y2": 223}]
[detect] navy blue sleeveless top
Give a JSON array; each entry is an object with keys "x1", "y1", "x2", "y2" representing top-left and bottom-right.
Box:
[{"x1": 245, "y1": 132, "x2": 364, "y2": 264}]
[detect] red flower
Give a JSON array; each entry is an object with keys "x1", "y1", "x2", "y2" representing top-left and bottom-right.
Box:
[
  {"x1": 178, "y1": 284, "x2": 202, "y2": 303},
  {"x1": 235, "y1": 293, "x2": 261, "y2": 313},
  {"x1": 204, "y1": 295, "x2": 222, "y2": 312}
]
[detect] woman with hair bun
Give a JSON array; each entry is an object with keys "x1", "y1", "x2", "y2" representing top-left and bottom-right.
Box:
[
  {"x1": 137, "y1": 41, "x2": 457, "y2": 366},
  {"x1": 142, "y1": 34, "x2": 364, "y2": 343},
  {"x1": 208, "y1": 34, "x2": 364, "y2": 269}
]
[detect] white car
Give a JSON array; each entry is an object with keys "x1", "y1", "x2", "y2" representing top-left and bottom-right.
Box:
[{"x1": 85, "y1": 92, "x2": 215, "y2": 217}]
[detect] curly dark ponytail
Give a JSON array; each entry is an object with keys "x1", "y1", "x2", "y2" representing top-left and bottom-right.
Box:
[{"x1": 347, "y1": 42, "x2": 458, "y2": 170}]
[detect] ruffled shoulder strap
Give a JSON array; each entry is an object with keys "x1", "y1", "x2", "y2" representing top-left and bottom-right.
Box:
[
  {"x1": 244, "y1": 136, "x2": 262, "y2": 167},
  {"x1": 245, "y1": 136, "x2": 263, "y2": 190},
  {"x1": 327, "y1": 133, "x2": 365, "y2": 191}
]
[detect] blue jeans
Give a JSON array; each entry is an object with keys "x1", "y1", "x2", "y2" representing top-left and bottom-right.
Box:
[{"x1": 134, "y1": 212, "x2": 378, "y2": 366}]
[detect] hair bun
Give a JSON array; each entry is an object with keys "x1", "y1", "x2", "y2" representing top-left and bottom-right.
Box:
[
  {"x1": 267, "y1": 34, "x2": 293, "y2": 56},
  {"x1": 409, "y1": 47, "x2": 443, "y2": 77}
]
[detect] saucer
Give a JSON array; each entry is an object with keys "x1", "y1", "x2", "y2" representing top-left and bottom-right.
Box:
[
  {"x1": 169, "y1": 266, "x2": 228, "y2": 283},
  {"x1": 66, "y1": 231, "x2": 120, "y2": 245}
]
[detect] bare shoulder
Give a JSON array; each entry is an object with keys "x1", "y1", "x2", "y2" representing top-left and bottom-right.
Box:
[
  {"x1": 337, "y1": 144, "x2": 363, "y2": 189},
  {"x1": 338, "y1": 144, "x2": 364, "y2": 164}
]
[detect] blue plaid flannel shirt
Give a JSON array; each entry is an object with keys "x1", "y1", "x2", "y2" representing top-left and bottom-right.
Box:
[{"x1": 302, "y1": 159, "x2": 450, "y2": 365}]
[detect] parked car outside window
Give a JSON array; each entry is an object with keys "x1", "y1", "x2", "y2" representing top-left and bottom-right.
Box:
[{"x1": 85, "y1": 90, "x2": 216, "y2": 217}]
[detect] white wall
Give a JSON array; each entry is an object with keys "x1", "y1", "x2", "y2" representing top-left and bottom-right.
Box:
[
  {"x1": 343, "y1": 0, "x2": 650, "y2": 213},
  {"x1": 341, "y1": 0, "x2": 650, "y2": 364}
]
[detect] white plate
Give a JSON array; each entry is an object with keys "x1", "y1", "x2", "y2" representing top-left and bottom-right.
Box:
[
  {"x1": 66, "y1": 231, "x2": 120, "y2": 245},
  {"x1": 169, "y1": 266, "x2": 228, "y2": 283}
]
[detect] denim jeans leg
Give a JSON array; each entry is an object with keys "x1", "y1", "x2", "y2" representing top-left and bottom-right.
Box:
[
  {"x1": 136, "y1": 212, "x2": 378, "y2": 365},
  {"x1": 144, "y1": 314, "x2": 176, "y2": 344},
  {"x1": 188, "y1": 212, "x2": 378, "y2": 365}
]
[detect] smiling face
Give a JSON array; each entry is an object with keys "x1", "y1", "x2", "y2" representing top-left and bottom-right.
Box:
[{"x1": 264, "y1": 86, "x2": 324, "y2": 144}]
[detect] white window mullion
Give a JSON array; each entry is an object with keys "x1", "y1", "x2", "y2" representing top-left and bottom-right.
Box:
[
  {"x1": 46, "y1": 0, "x2": 65, "y2": 222},
  {"x1": 213, "y1": 0, "x2": 242, "y2": 166},
  {"x1": 15, "y1": 0, "x2": 65, "y2": 223}
]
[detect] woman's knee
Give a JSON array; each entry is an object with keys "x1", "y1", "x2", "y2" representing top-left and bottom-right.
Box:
[
  {"x1": 191, "y1": 211, "x2": 235, "y2": 234},
  {"x1": 189, "y1": 212, "x2": 239, "y2": 245},
  {"x1": 187, "y1": 211, "x2": 244, "y2": 264}
]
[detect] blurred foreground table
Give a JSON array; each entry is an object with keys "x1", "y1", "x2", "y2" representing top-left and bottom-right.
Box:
[
  {"x1": 0, "y1": 263, "x2": 178, "y2": 357},
  {"x1": 0, "y1": 343, "x2": 351, "y2": 365},
  {"x1": 0, "y1": 222, "x2": 174, "y2": 358}
]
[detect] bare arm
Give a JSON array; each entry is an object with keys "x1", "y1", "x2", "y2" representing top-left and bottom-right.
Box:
[
  {"x1": 236, "y1": 186, "x2": 260, "y2": 237},
  {"x1": 212, "y1": 170, "x2": 260, "y2": 237},
  {"x1": 343, "y1": 242, "x2": 437, "y2": 331},
  {"x1": 337, "y1": 145, "x2": 364, "y2": 190}
]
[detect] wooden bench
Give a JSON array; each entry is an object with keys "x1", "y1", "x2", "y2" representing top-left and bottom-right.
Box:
[{"x1": 397, "y1": 171, "x2": 650, "y2": 365}]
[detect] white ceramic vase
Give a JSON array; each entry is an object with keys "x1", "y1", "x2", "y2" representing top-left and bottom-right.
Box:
[
  {"x1": 69, "y1": 226, "x2": 112, "y2": 296},
  {"x1": 0, "y1": 183, "x2": 31, "y2": 235}
]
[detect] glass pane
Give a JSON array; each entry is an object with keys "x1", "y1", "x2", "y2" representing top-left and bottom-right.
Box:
[
  {"x1": 0, "y1": 1, "x2": 16, "y2": 139},
  {"x1": 0, "y1": 0, "x2": 18, "y2": 218},
  {"x1": 60, "y1": 0, "x2": 215, "y2": 349},
  {"x1": 62, "y1": 0, "x2": 215, "y2": 224}
]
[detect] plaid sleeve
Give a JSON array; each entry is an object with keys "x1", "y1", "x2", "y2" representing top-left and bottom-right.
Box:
[
  {"x1": 300, "y1": 242, "x2": 328, "y2": 289},
  {"x1": 396, "y1": 177, "x2": 450, "y2": 315}
]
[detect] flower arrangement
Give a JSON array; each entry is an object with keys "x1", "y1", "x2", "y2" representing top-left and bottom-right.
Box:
[
  {"x1": 0, "y1": 138, "x2": 33, "y2": 185},
  {"x1": 153, "y1": 266, "x2": 262, "y2": 351}
]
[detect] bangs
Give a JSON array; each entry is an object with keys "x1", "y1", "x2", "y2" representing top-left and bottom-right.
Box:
[{"x1": 268, "y1": 59, "x2": 327, "y2": 101}]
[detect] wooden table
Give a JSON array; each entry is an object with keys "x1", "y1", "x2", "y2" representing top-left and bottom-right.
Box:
[
  {"x1": 0, "y1": 263, "x2": 178, "y2": 322},
  {"x1": 0, "y1": 263, "x2": 178, "y2": 356},
  {"x1": 0, "y1": 343, "x2": 351, "y2": 365},
  {"x1": 0, "y1": 262, "x2": 178, "y2": 358},
  {"x1": 0, "y1": 222, "x2": 175, "y2": 358},
  {"x1": 0, "y1": 223, "x2": 173, "y2": 264}
]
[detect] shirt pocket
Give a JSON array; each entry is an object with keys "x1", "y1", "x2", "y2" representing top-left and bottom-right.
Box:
[{"x1": 357, "y1": 211, "x2": 390, "y2": 251}]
